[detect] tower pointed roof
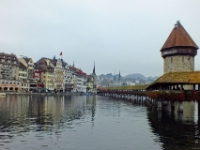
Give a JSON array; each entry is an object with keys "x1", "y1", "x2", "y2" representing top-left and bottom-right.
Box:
[{"x1": 161, "y1": 21, "x2": 199, "y2": 51}]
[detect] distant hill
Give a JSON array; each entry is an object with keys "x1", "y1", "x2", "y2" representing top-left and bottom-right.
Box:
[
  {"x1": 97, "y1": 73, "x2": 158, "y2": 87},
  {"x1": 123, "y1": 73, "x2": 146, "y2": 80},
  {"x1": 98, "y1": 73, "x2": 122, "y2": 80}
]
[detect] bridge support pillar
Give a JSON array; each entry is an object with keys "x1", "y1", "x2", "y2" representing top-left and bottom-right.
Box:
[
  {"x1": 171, "y1": 101, "x2": 175, "y2": 112},
  {"x1": 177, "y1": 102, "x2": 183, "y2": 113},
  {"x1": 157, "y1": 101, "x2": 162, "y2": 111},
  {"x1": 158, "y1": 110, "x2": 162, "y2": 119},
  {"x1": 198, "y1": 102, "x2": 200, "y2": 126}
]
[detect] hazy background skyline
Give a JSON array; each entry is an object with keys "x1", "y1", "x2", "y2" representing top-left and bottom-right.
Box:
[{"x1": 1, "y1": 0, "x2": 200, "y2": 76}]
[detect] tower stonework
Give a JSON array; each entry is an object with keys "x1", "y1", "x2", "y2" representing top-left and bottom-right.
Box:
[
  {"x1": 164, "y1": 55, "x2": 194, "y2": 73},
  {"x1": 161, "y1": 21, "x2": 199, "y2": 74}
]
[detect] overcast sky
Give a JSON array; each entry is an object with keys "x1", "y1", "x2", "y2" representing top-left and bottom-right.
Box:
[{"x1": 1, "y1": 0, "x2": 200, "y2": 77}]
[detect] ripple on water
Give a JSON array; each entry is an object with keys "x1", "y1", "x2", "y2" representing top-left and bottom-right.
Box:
[
  {"x1": 38, "y1": 138, "x2": 45, "y2": 140},
  {"x1": 2, "y1": 95, "x2": 196, "y2": 150}
]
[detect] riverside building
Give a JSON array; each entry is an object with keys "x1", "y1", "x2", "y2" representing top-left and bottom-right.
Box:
[
  {"x1": 35, "y1": 58, "x2": 55, "y2": 91},
  {"x1": 0, "y1": 52, "x2": 20, "y2": 91},
  {"x1": 65, "y1": 69, "x2": 77, "y2": 92},
  {"x1": 33, "y1": 66, "x2": 44, "y2": 89},
  {"x1": 86, "y1": 63, "x2": 97, "y2": 93},
  {"x1": 50, "y1": 58, "x2": 64, "y2": 92},
  {"x1": 19, "y1": 57, "x2": 35, "y2": 90},
  {"x1": 18, "y1": 61, "x2": 29, "y2": 91},
  {"x1": 62, "y1": 60, "x2": 76, "y2": 92},
  {"x1": 72, "y1": 67, "x2": 87, "y2": 93}
]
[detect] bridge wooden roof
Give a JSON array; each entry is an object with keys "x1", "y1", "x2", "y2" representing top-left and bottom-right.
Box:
[
  {"x1": 98, "y1": 84, "x2": 149, "y2": 91},
  {"x1": 148, "y1": 71, "x2": 200, "y2": 88},
  {"x1": 161, "y1": 21, "x2": 199, "y2": 51}
]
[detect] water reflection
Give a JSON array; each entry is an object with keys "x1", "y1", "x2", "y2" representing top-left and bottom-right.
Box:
[
  {"x1": 2, "y1": 95, "x2": 200, "y2": 149},
  {"x1": 0, "y1": 95, "x2": 96, "y2": 137},
  {"x1": 147, "y1": 101, "x2": 200, "y2": 150}
]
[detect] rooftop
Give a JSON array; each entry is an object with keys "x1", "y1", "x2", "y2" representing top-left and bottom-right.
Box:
[
  {"x1": 149, "y1": 71, "x2": 200, "y2": 86},
  {"x1": 98, "y1": 84, "x2": 149, "y2": 90},
  {"x1": 161, "y1": 21, "x2": 199, "y2": 51}
]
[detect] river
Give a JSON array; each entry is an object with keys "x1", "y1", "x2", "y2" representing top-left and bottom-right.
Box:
[{"x1": 0, "y1": 94, "x2": 199, "y2": 150}]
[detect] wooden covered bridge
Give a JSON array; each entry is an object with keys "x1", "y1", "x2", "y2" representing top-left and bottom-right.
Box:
[{"x1": 98, "y1": 71, "x2": 200, "y2": 101}]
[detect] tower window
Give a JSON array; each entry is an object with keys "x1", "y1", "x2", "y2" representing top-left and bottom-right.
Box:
[{"x1": 171, "y1": 57, "x2": 173, "y2": 63}]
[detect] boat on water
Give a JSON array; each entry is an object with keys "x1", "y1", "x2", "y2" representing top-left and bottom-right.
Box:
[{"x1": 85, "y1": 92, "x2": 90, "y2": 96}]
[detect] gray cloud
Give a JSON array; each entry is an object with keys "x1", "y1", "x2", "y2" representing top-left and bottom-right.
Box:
[{"x1": 1, "y1": 0, "x2": 200, "y2": 76}]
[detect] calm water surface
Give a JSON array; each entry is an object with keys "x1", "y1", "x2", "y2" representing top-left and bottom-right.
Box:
[{"x1": 0, "y1": 95, "x2": 199, "y2": 150}]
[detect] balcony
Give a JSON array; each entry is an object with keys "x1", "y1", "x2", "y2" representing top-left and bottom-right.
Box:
[
  {"x1": 65, "y1": 84, "x2": 74, "y2": 89},
  {"x1": 1, "y1": 67, "x2": 10, "y2": 70},
  {"x1": 1, "y1": 70, "x2": 11, "y2": 75}
]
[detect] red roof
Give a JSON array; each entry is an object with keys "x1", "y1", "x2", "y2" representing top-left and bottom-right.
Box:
[
  {"x1": 76, "y1": 69, "x2": 87, "y2": 76},
  {"x1": 69, "y1": 66, "x2": 87, "y2": 76},
  {"x1": 161, "y1": 21, "x2": 199, "y2": 51}
]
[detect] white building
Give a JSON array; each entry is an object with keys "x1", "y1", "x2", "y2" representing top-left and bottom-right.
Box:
[
  {"x1": 18, "y1": 61, "x2": 30, "y2": 91},
  {"x1": 76, "y1": 75, "x2": 87, "y2": 93},
  {"x1": 62, "y1": 60, "x2": 77, "y2": 92}
]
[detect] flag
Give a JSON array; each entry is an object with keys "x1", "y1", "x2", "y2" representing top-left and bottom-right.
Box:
[{"x1": 60, "y1": 52, "x2": 62, "y2": 56}]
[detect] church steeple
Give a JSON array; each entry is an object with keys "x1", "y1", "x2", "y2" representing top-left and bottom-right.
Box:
[
  {"x1": 92, "y1": 62, "x2": 96, "y2": 76},
  {"x1": 118, "y1": 71, "x2": 121, "y2": 81}
]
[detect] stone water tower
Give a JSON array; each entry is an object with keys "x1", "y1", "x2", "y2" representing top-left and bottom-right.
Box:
[{"x1": 161, "y1": 21, "x2": 199, "y2": 73}]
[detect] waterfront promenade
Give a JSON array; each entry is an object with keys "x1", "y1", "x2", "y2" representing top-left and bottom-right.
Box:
[{"x1": 0, "y1": 91, "x2": 85, "y2": 96}]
